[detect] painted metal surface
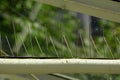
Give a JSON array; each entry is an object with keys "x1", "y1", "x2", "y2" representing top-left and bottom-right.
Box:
[
  {"x1": 36, "y1": 0, "x2": 120, "y2": 23},
  {"x1": 0, "y1": 59, "x2": 120, "y2": 74}
]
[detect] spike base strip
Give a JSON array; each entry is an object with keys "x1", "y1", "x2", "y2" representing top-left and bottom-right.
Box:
[{"x1": 0, "y1": 59, "x2": 120, "y2": 74}]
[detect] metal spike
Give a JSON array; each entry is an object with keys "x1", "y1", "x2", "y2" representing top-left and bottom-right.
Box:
[
  {"x1": 0, "y1": 49, "x2": 9, "y2": 56},
  {"x1": 19, "y1": 36, "x2": 29, "y2": 56},
  {"x1": 30, "y1": 74, "x2": 39, "y2": 80},
  {"x1": 116, "y1": 37, "x2": 120, "y2": 45},
  {"x1": 103, "y1": 37, "x2": 114, "y2": 58},
  {"x1": 28, "y1": 25, "x2": 34, "y2": 56},
  {"x1": 12, "y1": 23, "x2": 18, "y2": 56},
  {"x1": 5, "y1": 35, "x2": 14, "y2": 57},
  {"x1": 35, "y1": 35, "x2": 44, "y2": 56},
  {"x1": 49, "y1": 36, "x2": 59, "y2": 57},
  {"x1": 78, "y1": 31, "x2": 87, "y2": 58},
  {"x1": 62, "y1": 34, "x2": 73, "y2": 57},
  {"x1": 90, "y1": 36, "x2": 101, "y2": 57}
]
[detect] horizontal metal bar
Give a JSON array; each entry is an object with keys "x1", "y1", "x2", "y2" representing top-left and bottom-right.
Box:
[
  {"x1": 0, "y1": 74, "x2": 29, "y2": 80},
  {"x1": 35, "y1": 0, "x2": 120, "y2": 23},
  {"x1": 50, "y1": 73, "x2": 79, "y2": 80},
  {"x1": 0, "y1": 59, "x2": 120, "y2": 74}
]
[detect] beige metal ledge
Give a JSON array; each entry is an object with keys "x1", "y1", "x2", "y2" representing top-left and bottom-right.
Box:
[
  {"x1": 0, "y1": 59, "x2": 120, "y2": 74},
  {"x1": 35, "y1": 0, "x2": 120, "y2": 23}
]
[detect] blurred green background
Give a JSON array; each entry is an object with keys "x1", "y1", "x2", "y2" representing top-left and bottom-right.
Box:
[{"x1": 0, "y1": 0, "x2": 120, "y2": 80}]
